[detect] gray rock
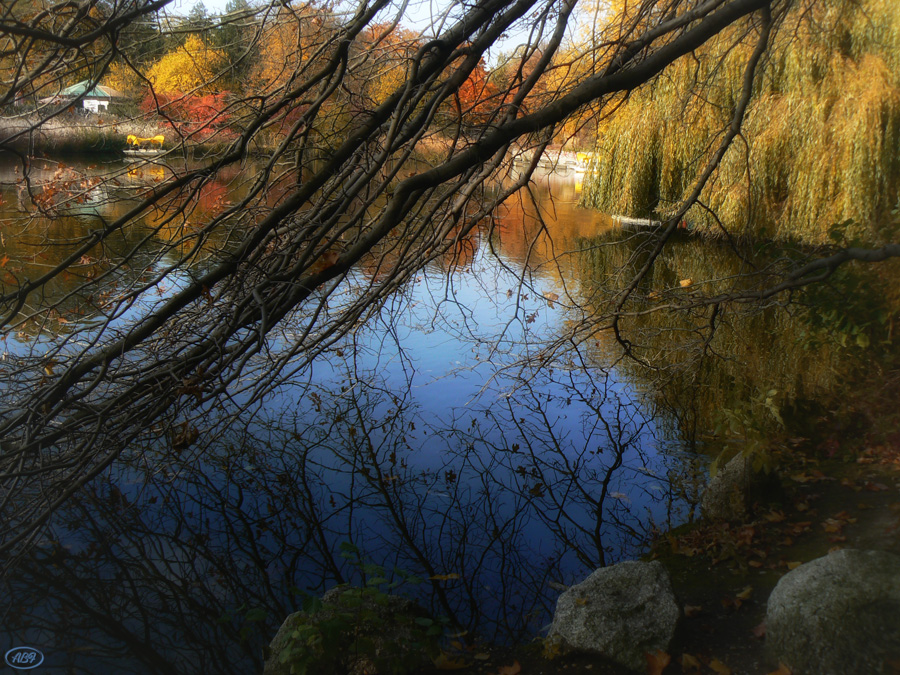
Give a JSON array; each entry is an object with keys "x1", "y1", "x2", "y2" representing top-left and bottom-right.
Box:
[
  {"x1": 701, "y1": 453, "x2": 780, "y2": 521},
  {"x1": 547, "y1": 560, "x2": 680, "y2": 672},
  {"x1": 766, "y1": 549, "x2": 900, "y2": 674},
  {"x1": 264, "y1": 586, "x2": 435, "y2": 675}
]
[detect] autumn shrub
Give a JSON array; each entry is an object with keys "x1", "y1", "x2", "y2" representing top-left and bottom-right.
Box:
[
  {"x1": 145, "y1": 34, "x2": 228, "y2": 95},
  {"x1": 140, "y1": 91, "x2": 238, "y2": 146}
]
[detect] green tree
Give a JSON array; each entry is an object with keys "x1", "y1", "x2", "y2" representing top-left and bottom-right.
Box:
[{"x1": 212, "y1": 0, "x2": 258, "y2": 91}]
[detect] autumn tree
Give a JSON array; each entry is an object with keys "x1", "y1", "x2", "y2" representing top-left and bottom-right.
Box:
[
  {"x1": 145, "y1": 33, "x2": 228, "y2": 94},
  {"x1": 354, "y1": 23, "x2": 421, "y2": 106}
]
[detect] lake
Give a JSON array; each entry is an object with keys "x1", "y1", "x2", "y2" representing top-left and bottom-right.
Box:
[{"x1": 0, "y1": 155, "x2": 883, "y2": 672}]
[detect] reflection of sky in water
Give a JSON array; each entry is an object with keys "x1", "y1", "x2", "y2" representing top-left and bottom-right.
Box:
[{"x1": 0, "y1": 169, "x2": 698, "y2": 673}]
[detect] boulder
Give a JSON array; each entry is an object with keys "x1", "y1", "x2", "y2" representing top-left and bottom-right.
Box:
[
  {"x1": 547, "y1": 560, "x2": 680, "y2": 672},
  {"x1": 766, "y1": 549, "x2": 900, "y2": 674},
  {"x1": 701, "y1": 453, "x2": 780, "y2": 521},
  {"x1": 264, "y1": 586, "x2": 436, "y2": 675}
]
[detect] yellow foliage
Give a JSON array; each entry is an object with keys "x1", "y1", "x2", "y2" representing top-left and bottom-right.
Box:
[
  {"x1": 249, "y1": 4, "x2": 336, "y2": 94},
  {"x1": 581, "y1": 0, "x2": 900, "y2": 244},
  {"x1": 357, "y1": 25, "x2": 420, "y2": 106},
  {"x1": 146, "y1": 35, "x2": 227, "y2": 94},
  {"x1": 103, "y1": 60, "x2": 143, "y2": 96}
]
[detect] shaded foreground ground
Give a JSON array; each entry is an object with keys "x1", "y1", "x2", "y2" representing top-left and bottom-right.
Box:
[{"x1": 418, "y1": 380, "x2": 900, "y2": 675}]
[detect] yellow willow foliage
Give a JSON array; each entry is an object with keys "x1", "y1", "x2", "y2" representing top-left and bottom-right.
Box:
[
  {"x1": 146, "y1": 35, "x2": 227, "y2": 95},
  {"x1": 581, "y1": 0, "x2": 900, "y2": 244}
]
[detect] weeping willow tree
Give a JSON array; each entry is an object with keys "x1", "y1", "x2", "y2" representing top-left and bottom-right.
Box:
[{"x1": 582, "y1": 0, "x2": 900, "y2": 244}]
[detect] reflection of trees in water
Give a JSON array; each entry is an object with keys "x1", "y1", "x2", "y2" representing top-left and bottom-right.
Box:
[
  {"x1": 0, "y1": 160, "x2": 251, "y2": 346},
  {"x1": 2, "y1": 353, "x2": 693, "y2": 672},
  {"x1": 571, "y1": 228, "x2": 898, "y2": 454}
]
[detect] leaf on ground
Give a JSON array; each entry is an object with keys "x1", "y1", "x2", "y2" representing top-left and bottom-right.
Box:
[
  {"x1": 822, "y1": 519, "x2": 844, "y2": 533},
  {"x1": 736, "y1": 585, "x2": 753, "y2": 601},
  {"x1": 646, "y1": 649, "x2": 671, "y2": 675},
  {"x1": 752, "y1": 621, "x2": 767, "y2": 639},
  {"x1": 683, "y1": 604, "x2": 702, "y2": 618},
  {"x1": 474, "y1": 653, "x2": 491, "y2": 661},
  {"x1": 433, "y1": 652, "x2": 469, "y2": 670},
  {"x1": 496, "y1": 659, "x2": 521, "y2": 675},
  {"x1": 680, "y1": 653, "x2": 702, "y2": 672},
  {"x1": 786, "y1": 561, "x2": 803, "y2": 570},
  {"x1": 767, "y1": 664, "x2": 792, "y2": 675},
  {"x1": 709, "y1": 657, "x2": 732, "y2": 674}
]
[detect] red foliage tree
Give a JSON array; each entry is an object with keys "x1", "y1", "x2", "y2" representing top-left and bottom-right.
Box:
[{"x1": 140, "y1": 91, "x2": 238, "y2": 143}]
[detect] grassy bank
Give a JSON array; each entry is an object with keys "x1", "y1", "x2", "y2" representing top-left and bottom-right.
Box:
[
  {"x1": 0, "y1": 114, "x2": 164, "y2": 155},
  {"x1": 0, "y1": 114, "x2": 238, "y2": 158}
]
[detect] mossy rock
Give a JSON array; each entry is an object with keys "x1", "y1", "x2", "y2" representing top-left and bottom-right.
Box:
[{"x1": 264, "y1": 585, "x2": 440, "y2": 675}]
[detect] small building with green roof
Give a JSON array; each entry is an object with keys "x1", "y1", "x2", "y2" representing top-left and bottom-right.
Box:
[{"x1": 41, "y1": 80, "x2": 127, "y2": 113}]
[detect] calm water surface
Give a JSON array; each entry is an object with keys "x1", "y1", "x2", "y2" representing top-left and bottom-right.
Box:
[{"x1": 0, "y1": 156, "x2": 866, "y2": 673}]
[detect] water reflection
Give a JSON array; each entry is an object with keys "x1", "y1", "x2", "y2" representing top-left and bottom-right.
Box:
[
  {"x1": 1, "y1": 346, "x2": 694, "y2": 672},
  {"x1": 2, "y1": 161, "x2": 892, "y2": 673}
]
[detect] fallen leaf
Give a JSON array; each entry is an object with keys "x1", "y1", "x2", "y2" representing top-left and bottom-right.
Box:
[
  {"x1": 767, "y1": 664, "x2": 792, "y2": 675},
  {"x1": 786, "y1": 561, "x2": 803, "y2": 570},
  {"x1": 679, "y1": 278, "x2": 693, "y2": 287},
  {"x1": 683, "y1": 604, "x2": 702, "y2": 618},
  {"x1": 680, "y1": 653, "x2": 702, "y2": 672},
  {"x1": 736, "y1": 586, "x2": 753, "y2": 601},
  {"x1": 473, "y1": 653, "x2": 491, "y2": 661},
  {"x1": 752, "y1": 621, "x2": 767, "y2": 638},
  {"x1": 646, "y1": 649, "x2": 671, "y2": 675},
  {"x1": 496, "y1": 660, "x2": 521, "y2": 675},
  {"x1": 432, "y1": 652, "x2": 469, "y2": 670},
  {"x1": 709, "y1": 657, "x2": 732, "y2": 674},
  {"x1": 822, "y1": 518, "x2": 843, "y2": 533}
]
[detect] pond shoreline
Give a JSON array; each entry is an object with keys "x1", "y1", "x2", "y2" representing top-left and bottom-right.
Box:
[
  {"x1": 430, "y1": 366, "x2": 900, "y2": 674},
  {"x1": 268, "y1": 364, "x2": 900, "y2": 675}
]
